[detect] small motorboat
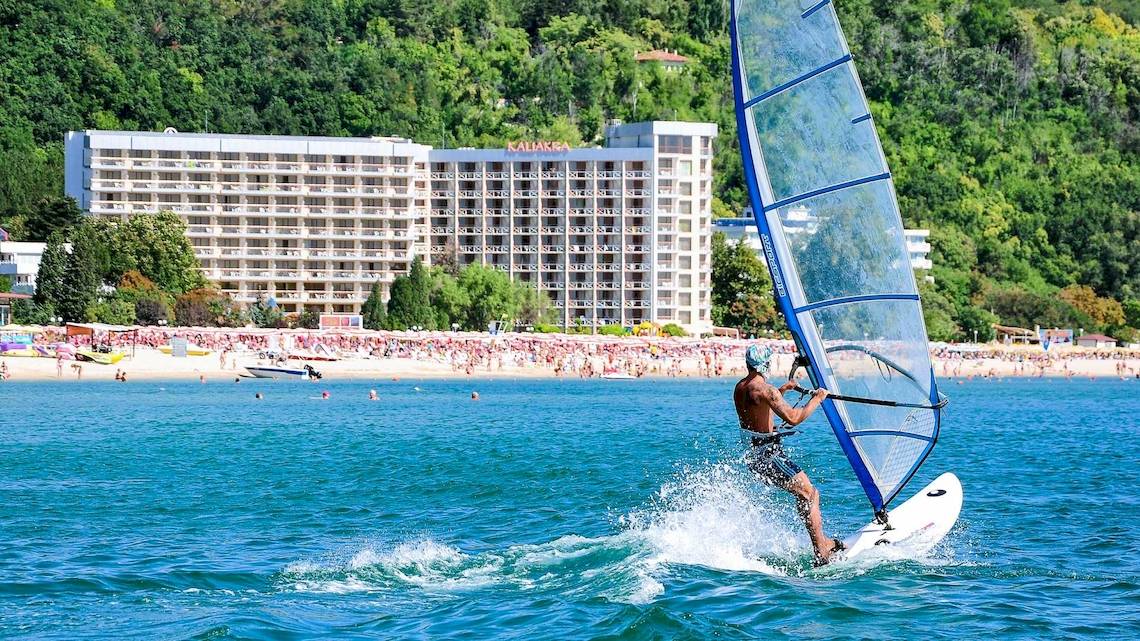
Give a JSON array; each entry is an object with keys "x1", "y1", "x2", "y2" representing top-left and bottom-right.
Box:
[{"x1": 244, "y1": 363, "x2": 322, "y2": 380}]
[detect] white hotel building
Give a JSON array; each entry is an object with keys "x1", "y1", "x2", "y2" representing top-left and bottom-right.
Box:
[{"x1": 65, "y1": 121, "x2": 716, "y2": 332}]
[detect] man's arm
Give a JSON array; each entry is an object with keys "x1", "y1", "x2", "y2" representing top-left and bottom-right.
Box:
[{"x1": 753, "y1": 385, "x2": 829, "y2": 426}]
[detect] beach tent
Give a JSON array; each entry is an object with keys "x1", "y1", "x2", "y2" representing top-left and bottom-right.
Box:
[
  {"x1": 66, "y1": 322, "x2": 141, "y2": 357},
  {"x1": 993, "y1": 324, "x2": 1038, "y2": 345}
]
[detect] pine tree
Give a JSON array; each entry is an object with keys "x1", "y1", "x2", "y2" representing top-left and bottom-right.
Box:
[
  {"x1": 386, "y1": 257, "x2": 436, "y2": 330},
  {"x1": 361, "y1": 280, "x2": 387, "y2": 330},
  {"x1": 57, "y1": 227, "x2": 102, "y2": 322},
  {"x1": 34, "y1": 232, "x2": 68, "y2": 311}
]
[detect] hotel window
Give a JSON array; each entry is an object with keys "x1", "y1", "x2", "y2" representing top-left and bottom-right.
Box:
[
  {"x1": 679, "y1": 160, "x2": 692, "y2": 176},
  {"x1": 659, "y1": 135, "x2": 692, "y2": 154}
]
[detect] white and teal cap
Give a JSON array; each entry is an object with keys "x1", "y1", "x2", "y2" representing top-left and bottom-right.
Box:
[{"x1": 745, "y1": 344, "x2": 773, "y2": 374}]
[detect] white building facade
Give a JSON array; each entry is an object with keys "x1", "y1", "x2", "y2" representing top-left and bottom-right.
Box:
[
  {"x1": 65, "y1": 121, "x2": 716, "y2": 332},
  {"x1": 65, "y1": 130, "x2": 432, "y2": 314},
  {"x1": 0, "y1": 241, "x2": 47, "y2": 294},
  {"x1": 714, "y1": 215, "x2": 934, "y2": 276}
]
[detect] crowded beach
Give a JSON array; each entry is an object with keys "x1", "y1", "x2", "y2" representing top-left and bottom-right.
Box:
[{"x1": 0, "y1": 324, "x2": 1137, "y2": 382}]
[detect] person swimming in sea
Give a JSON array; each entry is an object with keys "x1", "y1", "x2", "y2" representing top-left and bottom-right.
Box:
[{"x1": 734, "y1": 345, "x2": 842, "y2": 566}]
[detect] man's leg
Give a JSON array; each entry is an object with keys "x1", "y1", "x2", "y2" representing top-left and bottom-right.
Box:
[{"x1": 782, "y1": 471, "x2": 839, "y2": 563}]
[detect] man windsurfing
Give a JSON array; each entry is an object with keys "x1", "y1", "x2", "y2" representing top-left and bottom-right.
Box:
[{"x1": 734, "y1": 345, "x2": 844, "y2": 565}]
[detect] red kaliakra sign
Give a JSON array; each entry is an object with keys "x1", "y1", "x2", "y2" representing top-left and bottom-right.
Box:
[{"x1": 506, "y1": 141, "x2": 572, "y2": 153}]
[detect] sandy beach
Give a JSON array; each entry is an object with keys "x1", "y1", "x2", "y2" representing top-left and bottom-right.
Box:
[{"x1": 1, "y1": 328, "x2": 1137, "y2": 383}]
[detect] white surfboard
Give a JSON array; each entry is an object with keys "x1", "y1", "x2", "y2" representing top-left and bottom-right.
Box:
[{"x1": 840, "y1": 472, "x2": 963, "y2": 560}]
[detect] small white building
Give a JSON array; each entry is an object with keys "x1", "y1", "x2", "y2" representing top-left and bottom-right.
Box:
[
  {"x1": 634, "y1": 50, "x2": 690, "y2": 72},
  {"x1": 1075, "y1": 333, "x2": 1117, "y2": 349},
  {"x1": 713, "y1": 215, "x2": 933, "y2": 276},
  {"x1": 0, "y1": 241, "x2": 47, "y2": 294}
]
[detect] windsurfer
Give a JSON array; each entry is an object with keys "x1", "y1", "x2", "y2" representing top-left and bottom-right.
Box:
[{"x1": 734, "y1": 345, "x2": 844, "y2": 565}]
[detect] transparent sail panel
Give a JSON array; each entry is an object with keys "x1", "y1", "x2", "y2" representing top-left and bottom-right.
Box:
[
  {"x1": 801, "y1": 299, "x2": 937, "y2": 501},
  {"x1": 773, "y1": 181, "x2": 915, "y2": 304},
  {"x1": 736, "y1": 0, "x2": 847, "y2": 100},
  {"x1": 733, "y1": 0, "x2": 944, "y2": 510},
  {"x1": 747, "y1": 63, "x2": 885, "y2": 202}
]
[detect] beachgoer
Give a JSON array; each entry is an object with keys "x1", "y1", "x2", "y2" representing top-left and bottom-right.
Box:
[
  {"x1": 255, "y1": 392, "x2": 263, "y2": 400},
  {"x1": 471, "y1": 391, "x2": 479, "y2": 400},
  {"x1": 368, "y1": 389, "x2": 378, "y2": 401},
  {"x1": 734, "y1": 345, "x2": 840, "y2": 566},
  {"x1": 321, "y1": 391, "x2": 330, "y2": 399},
  {"x1": 0, "y1": 361, "x2": 9, "y2": 381}
]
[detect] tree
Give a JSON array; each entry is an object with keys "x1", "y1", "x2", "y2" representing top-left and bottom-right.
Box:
[
  {"x1": 116, "y1": 271, "x2": 172, "y2": 325},
  {"x1": 135, "y1": 299, "x2": 168, "y2": 326},
  {"x1": 56, "y1": 226, "x2": 103, "y2": 322},
  {"x1": 86, "y1": 299, "x2": 136, "y2": 325},
  {"x1": 249, "y1": 295, "x2": 285, "y2": 328},
  {"x1": 107, "y1": 212, "x2": 208, "y2": 294},
  {"x1": 34, "y1": 233, "x2": 68, "y2": 311},
  {"x1": 516, "y1": 282, "x2": 552, "y2": 326},
  {"x1": 710, "y1": 231, "x2": 782, "y2": 334},
  {"x1": 24, "y1": 197, "x2": 83, "y2": 242},
  {"x1": 428, "y1": 269, "x2": 469, "y2": 329},
  {"x1": 984, "y1": 284, "x2": 1089, "y2": 330},
  {"x1": 918, "y1": 280, "x2": 958, "y2": 342},
  {"x1": 294, "y1": 308, "x2": 320, "y2": 329},
  {"x1": 175, "y1": 288, "x2": 236, "y2": 327},
  {"x1": 1058, "y1": 285, "x2": 1126, "y2": 327},
  {"x1": 0, "y1": 275, "x2": 10, "y2": 293},
  {"x1": 955, "y1": 305, "x2": 997, "y2": 343},
  {"x1": 457, "y1": 264, "x2": 520, "y2": 331},
  {"x1": 11, "y1": 299, "x2": 54, "y2": 325},
  {"x1": 386, "y1": 257, "x2": 436, "y2": 329},
  {"x1": 1124, "y1": 299, "x2": 1140, "y2": 329},
  {"x1": 361, "y1": 281, "x2": 388, "y2": 330}
]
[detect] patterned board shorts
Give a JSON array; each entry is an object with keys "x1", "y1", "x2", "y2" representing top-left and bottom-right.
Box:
[{"x1": 745, "y1": 438, "x2": 803, "y2": 486}]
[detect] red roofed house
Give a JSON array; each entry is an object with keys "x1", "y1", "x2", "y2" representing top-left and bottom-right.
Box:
[
  {"x1": 1074, "y1": 333, "x2": 1118, "y2": 348},
  {"x1": 634, "y1": 49, "x2": 690, "y2": 72}
]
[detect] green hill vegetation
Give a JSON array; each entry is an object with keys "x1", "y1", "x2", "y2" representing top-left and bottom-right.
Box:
[{"x1": 0, "y1": 0, "x2": 1136, "y2": 340}]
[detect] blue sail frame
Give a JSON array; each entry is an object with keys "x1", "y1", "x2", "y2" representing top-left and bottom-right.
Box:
[{"x1": 729, "y1": 0, "x2": 943, "y2": 513}]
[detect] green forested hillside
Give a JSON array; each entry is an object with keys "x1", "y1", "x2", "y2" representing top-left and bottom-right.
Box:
[{"x1": 0, "y1": 0, "x2": 1137, "y2": 339}]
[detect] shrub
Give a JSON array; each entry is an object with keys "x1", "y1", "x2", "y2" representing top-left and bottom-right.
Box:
[
  {"x1": 661, "y1": 323, "x2": 687, "y2": 337},
  {"x1": 598, "y1": 324, "x2": 629, "y2": 336}
]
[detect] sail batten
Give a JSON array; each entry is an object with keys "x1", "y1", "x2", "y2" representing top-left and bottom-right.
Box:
[
  {"x1": 742, "y1": 54, "x2": 853, "y2": 108},
  {"x1": 763, "y1": 171, "x2": 891, "y2": 212},
  {"x1": 731, "y1": 0, "x2": 944, "y2": 513},
  {"x1": 793, "y1": 293, "x2": 921, "y2": 314}
]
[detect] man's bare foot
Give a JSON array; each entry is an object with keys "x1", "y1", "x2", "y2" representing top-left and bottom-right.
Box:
[{"x1": 813, "y1": 537, "x2": 846, "y2": 567}]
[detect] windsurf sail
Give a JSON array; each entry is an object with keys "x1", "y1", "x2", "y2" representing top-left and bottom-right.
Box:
[{"x1": 729, "y1": 0, "x2": 946, "y2": 516}]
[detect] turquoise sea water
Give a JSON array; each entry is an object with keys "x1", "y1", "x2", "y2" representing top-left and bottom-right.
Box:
[{"x1": 1, "y1": 376, "x2": 1137, "y2": 639}]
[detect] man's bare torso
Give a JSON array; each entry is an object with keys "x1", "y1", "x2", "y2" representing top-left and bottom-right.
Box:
[{"x1": 734, "y1": 373, "x2": 775, "y2": 434}]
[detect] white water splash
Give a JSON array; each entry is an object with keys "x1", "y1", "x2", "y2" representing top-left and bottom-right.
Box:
[
  {"x1": 621, "y1": 460, "x2": 805, "y2": 575},
  {"x1": 280, "y1": 458, "x2": 960, "y2": 602}
]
